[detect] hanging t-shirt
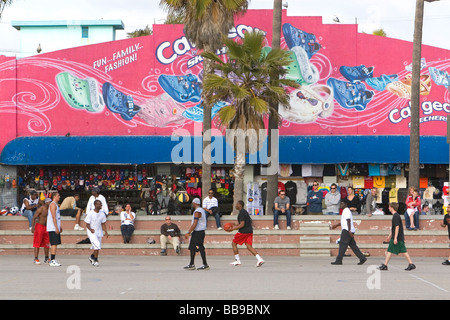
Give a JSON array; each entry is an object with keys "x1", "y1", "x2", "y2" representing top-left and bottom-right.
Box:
[{"x1": 284, "y1": 181, "x2": 297, "y2": 205}]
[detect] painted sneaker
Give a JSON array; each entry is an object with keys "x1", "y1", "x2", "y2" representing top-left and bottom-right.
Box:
[
  {"x1": 182, "y1": 101, "x2": 228, "y2": 122},
  {"x1": 102, "y1": 82, "x2": 141, "y2": 121},
  {"x1": 428, "y1": 67, "x2": 450, "y2": 88},
  {"x1": 290, "y1": 46, "x2": 320, "y2": 85},
  {"x1": 280, "y1": 85, "x2": 334, "y2": 123},
  {"x1": 386, "y1": 74, "x2": 432, "y2": 99},
  {"x1": 158, "y1": 73, "x2": 202, "y2": 103},
  {"x1": 263, "y1": 46, "x2": 307, "y2": 86},
  {"x1": 405, "y1": 57, "x2": 426, "y2": 72},
  {"x1": 327, "y1": 78, "x2": 374, "y2": 111},
  {"x1": 56, "y1": 72, "x2": 105, "y2": 113},
  {"x1": 339, "y1": 65, "x2": 374, "y2": 82},
  {"x1": 365, "y1": 74, "x2": 399, "y2": 91},
  {"x1": 137, "y1": 93, "x2": 186, "y2": 127},
  {"x1": 282, "y1": 23, "x2": 321, "y2": 58}
]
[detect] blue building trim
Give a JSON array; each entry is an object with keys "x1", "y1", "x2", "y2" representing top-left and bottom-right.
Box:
[{"x1": 0, "y1": 135, "x2": 448, "y2": 165}]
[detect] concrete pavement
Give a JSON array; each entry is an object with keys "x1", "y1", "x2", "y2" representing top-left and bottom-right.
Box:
[{"x1": 0, "y1": 254, "x2": 449, "y2": 300}]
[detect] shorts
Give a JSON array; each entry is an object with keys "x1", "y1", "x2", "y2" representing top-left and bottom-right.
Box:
[
  {"x1": 60, "y1": 209, "x2": 78, "y2": 217},
  {"x1": 387, "y1": 239, "x2": 407, "y2": 255},
  {"x1": 232, "y1": 232, "x2": 253, "y2": 246},
  {"x1": 48, "y1": 231, "x2": 62, "y2": 246},
  {"x1": 188, "y1": 230, "x2": 205, "y2": 252},
  {"x1": 87, "y1": 230, "x2": 103, "y2": 250},
  {"x1": 33, "y1": 223, "x2": 49, "y2": 248}
]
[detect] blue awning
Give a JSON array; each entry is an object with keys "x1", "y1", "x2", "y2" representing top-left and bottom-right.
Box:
[{"x1": 0, "y1": 135, "x2": 448, "y2": 165}]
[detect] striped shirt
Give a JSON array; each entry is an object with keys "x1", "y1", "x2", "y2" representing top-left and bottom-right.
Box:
[{"x1": 202, "y1": 196, "x2": 218, "y2": 210}]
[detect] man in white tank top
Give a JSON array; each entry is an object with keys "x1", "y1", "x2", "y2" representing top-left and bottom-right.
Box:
[
  {"x1": 184, "y1": 198, "x2": 209, "y2": 271},
  {"x1": 47, "y1": 192, "x2": 62, "y2": 267}
]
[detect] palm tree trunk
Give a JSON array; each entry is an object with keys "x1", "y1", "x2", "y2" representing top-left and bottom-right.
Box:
[
  {"x1": 266, "y1": 0, "x2": 283, "y2": 215},
  {"x1": 202, "y1": 56, "x2": 213, "y2": 201},
  {"x1": 233, "y1": 151, "x2": 246, "y2": 215},
  {"x1": 409, "y1": 0, "x2": 424, "y2": 190}
]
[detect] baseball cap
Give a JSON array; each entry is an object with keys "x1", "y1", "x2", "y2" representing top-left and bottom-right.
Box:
[{"x1": 192, "y1": 198, "x2": 201, "y2": 205}]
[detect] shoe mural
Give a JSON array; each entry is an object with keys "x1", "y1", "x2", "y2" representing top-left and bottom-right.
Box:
[
  {"x1": 327, "y1": 78, "x2": 374, "y2": 111},
  {"x1": 158, "y1": 73, "x2": 202, "y2": 103},
  {"x1": 2, "y1": 8, "x2": 450, "y2": 149},
  {"x1": 428, "y1": 67, "x2": 450, "y2": 89},
  {"x1": 386, "y1": 74, "x2": 432, "y2": 99},
  {"x1": 279, "y1": 85, "x2": 334, "y2": 123},
  {"x1": 56, "y1": 72, "x2": 105, "y2": 113},
  {"x1": 102, "y1": 82, "x2": 141, "y2": 121},
  {"x1": 282, "y1": 23, "x2": 321, "y2": 58}
]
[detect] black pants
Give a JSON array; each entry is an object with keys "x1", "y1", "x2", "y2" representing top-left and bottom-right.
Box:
[
  {"x1": 120, "y1": 224, "x2": 134, "y2": 243},
  {"x1": 189, "y1": 230, "x2": 207, "y2": 265},
  {"x1": 335, "y1": 229, "x2": 365, "y2": 263}
]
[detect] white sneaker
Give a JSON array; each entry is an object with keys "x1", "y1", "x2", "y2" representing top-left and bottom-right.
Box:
[
  {"x1": 218, "y1": 227, "x2": 223, "y2": 230},
  {"x1": 287, "y1": 226, "x2": 291, "y2": 230},
  {"x1": 274, "y1": 224, "x2": 279, "y2": 230},
  {"x1": 92, "y1": 260, "x2": 99, "y2": 267},
  {"x1": 49, "y1": 260, "x2": 61, "y2": 267},
  {"x1": 74, "y1": 224, "x2": 84, "y2": 231},
  {"x1": 230, "y1": 260, "x2": 241, "y2": 266},
  {"x1": 255, "y1": 259, "x2": 265, "y2": 267}
]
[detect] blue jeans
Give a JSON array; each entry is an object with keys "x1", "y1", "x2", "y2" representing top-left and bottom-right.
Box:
[
  {"x1": 22, "y1": 209, "x2": 36, "y2": 228},
  {"x1": 274, "y1": 209, "x2": 291, "y2": 227},
  {"x1": 206, "y1": 212, "x2": 221, "y2": 228},
  {"x1": 404, "y1": 210, "x2": 419, "y2": 230},
  {"x1": 327, "y1": 212, "x2": 339, "y2": 215}
]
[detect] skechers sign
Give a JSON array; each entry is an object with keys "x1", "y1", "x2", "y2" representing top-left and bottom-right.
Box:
[{"x1": 155, "y1": 24, "x2": 266, "y2": 67}]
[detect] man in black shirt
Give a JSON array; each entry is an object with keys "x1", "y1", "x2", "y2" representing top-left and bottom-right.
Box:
[
  {"x1": 160, "y1": 216, "x2": 181, "y2": 255},
  {"x1": 378, "y1": 202, "x2": 416, "y2": 271},
  {"x1": 226, "y1": 200, "x2": 264, "y2": 267}
]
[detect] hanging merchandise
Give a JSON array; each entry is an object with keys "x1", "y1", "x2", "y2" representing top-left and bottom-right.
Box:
[
  {"x1": 373, "y1": 176, "x2": 385, "y2": 189},
  {"x1": 247, "y1": 182, "x2": 263, "y2": 215}
]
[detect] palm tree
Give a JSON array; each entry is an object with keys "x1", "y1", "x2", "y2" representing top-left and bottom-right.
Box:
[
  {"x1": 160, "y1": 0, "x2": 249, "y2": 201},
  {"x1": 266, "y1": 0, "x2": 283, "y2": 216},
  {"x1": 201, "y1": 31, "x2": 299, "y2": 213},
  {"x1": 0, "y1": 0, "x2": 13, "y2": 20},
  {"x1": 126, "y1": 25, "x2": 152, "y2": 38}
]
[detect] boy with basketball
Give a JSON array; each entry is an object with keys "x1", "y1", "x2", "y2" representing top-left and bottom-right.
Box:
[{"x1": 226, "y1": 200, "x2": 264, "y2": 267}]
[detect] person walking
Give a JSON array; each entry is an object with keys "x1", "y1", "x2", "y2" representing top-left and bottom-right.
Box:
[
  {"x1": 85, "y1": 200, "x2": 109, "y2": 267},
  {"x1": 47, "y1": 192, "x2": 62, "y2": 267},
  {"x1": 331, "y1": 201, "x2": 367, "y2": 265},
  {"x1": 440, "y1": 206, "x2": 450, "y2": 265},
  {"x1": 226, "y1": 200, "x2": 264, "y2": 267},
  {"x1": 378, "y1": 202, "x2": 416, "y2": 271},
  {"x1": 184, "y1": 198, "x2": 209, "y2": 271}
]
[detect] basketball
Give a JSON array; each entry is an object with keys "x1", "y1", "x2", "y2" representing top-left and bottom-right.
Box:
[{"x1": 224, "y1": 222, "x2": 234, "y2": 231}]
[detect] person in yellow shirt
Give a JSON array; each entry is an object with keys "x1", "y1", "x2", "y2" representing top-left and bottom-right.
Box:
[{"x1": 59, "y1": 194, "x2": 84, "y2": 230}]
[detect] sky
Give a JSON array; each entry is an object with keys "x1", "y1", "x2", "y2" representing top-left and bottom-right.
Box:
[{"x1": 1, "y1": 0, "x2": 450, "y2": 56}]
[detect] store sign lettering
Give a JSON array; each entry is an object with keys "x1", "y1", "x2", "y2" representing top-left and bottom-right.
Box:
[
  {"x1": 388, "y1": 100, "x2": 450, "y2": 124},
  {"x1": 156, "y1": 24, "x2": 266, "y2": 67}
]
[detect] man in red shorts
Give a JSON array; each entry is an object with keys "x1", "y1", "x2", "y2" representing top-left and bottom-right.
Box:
[
  {"x1": 31, "y1": 198, "x2": 51, "y2": 264},
  {"x1": 226, "y1": 200, "x2": 264, "y2": 267}
]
